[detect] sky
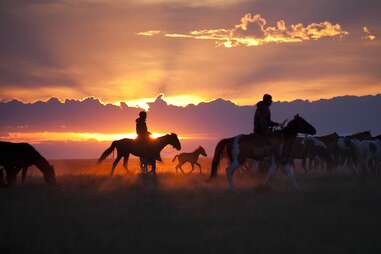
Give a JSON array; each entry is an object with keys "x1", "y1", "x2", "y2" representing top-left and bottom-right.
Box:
[{"x1": 0, "y1": 0, "x2": 380, "y2": 107}]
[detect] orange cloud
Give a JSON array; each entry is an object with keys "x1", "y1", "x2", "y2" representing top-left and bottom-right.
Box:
[
  {"x1": 137, "y1": 30, "x2": 161, "y2": 36},
  {"x1": 139, "y1": 13, "x2": 349, "y2": 47},
  {"x1": 362, "y1": 26, "x2": 376, "y2": 41}
]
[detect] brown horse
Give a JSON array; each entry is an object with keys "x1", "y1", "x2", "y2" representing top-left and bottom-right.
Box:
[
  {"x1": 208, "y1": 115, "x2": 316, "y2": 190},
  {"x1": 98, "y1": 133, "x2": 181, "y2": 175},
  {"x1": 172, "y1": 146, "x2": 207, "y2": 174},
  {"x1": 0, "y1": 142, "x2": 56, "y2": 186}
]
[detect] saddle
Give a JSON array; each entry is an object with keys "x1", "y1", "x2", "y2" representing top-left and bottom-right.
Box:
[{"x1": 245, "y1": 132, "x2": 294, "y2": 163}]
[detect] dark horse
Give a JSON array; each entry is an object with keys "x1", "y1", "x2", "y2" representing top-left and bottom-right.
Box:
[
  {"x1": 97, "y1": 133, "x2": 181, "y2": 175},
  {"x1": 208, "y1": 115, "x2": 316, "y2": 190},
  {"x1": 0, "y1": 141, "x2": 56, "y2": 186}
]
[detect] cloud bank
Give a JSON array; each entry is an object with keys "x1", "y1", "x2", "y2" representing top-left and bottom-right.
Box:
[
  {"x1": 2, "y1": 94, "x2": 381, "y2": 158},
  {"x1": 139, "y1": 13, "x2": 349, "y2": 48}
]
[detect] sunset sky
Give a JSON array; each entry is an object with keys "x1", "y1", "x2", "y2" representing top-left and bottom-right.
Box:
[{"x1": 1, "y1": 0, "x2": 380, "y2": 107}]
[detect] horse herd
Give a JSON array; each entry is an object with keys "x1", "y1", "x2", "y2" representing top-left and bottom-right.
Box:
[
  {"x1": 0, "y1": 114, "x2": 380, "y2": 190},
  {"x1": 291, "y1": 131, "x2": 381, "y2": 175}
]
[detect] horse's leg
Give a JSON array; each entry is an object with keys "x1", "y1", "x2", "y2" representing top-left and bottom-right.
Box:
[
  {"x1": 6, "y1": 167, "x2": 17, "y2": 186},
  {"x1": 144, "y1": 159, "x2": 151, "y2": 175},
  {"x1": 151, "y1": 161, "x2": 156, "y2": 175},
  {"x1": 308, "y1": 157, "x2": 313, "y2": 172},
  {"x1": 283, "y1": 162, "x2": 299, "y2": 191},
  {"x1": 178, "y1": 162, "x2": 186, "y2": 175},
  {"x1": 21, "y1": 167, "x2": 27, "y2": 184},
  {"x1": 190, "y1": 163, "x2": 195, "y2": 175},
  {"x1": 122, "y1": 154, "x2": 130, "y2": 173},
  {"x1": 0, "y1": 169, "x2": 4, "y2": 186},
  {"x1": 139, "y1": 158, "x2": 145, "y2": 174},
  {"x1": 246, "y1": 160, "x2": 258, "y2": 174},
  {"x1": 195, "y1": 162, "x2": 202, "y2": 174},
  {"x1": 302, "y1": 157, "x2": 308, "y2": 174},
  {"x1": 226, "y1": 161, "x2": 239, "y2": 190},
  {"x1": 175, "y1": 163, "x2": 181, "y2": 174},
  {"x1": 111, "y1": 154, "x2": 122, "y2": 176},
  {"x1": 264, "y1": 157, "x2": 277, "y2": 186}
]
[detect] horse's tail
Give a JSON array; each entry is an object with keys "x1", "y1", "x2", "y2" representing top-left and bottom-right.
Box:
[
  {"x1": 172, "y1": 155, "x2": 179, "y2": 162},
  {"x1": 209, "y1": 138, "x2": 231, "y2": 180},
  {"x1": 98, "y1": 141, "x2": 117, "y2": 164}
]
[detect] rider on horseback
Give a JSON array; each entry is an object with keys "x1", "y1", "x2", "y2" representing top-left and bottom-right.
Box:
[
  {"x1": 136, "y1": 111, "x2": 151, "y2": 140},
  {"x1": 253, "y1": 94, "x2": 293, "y2": 166},
  {"x1": 254, "y1": 94, "x2": 279, "y2": 136},
  {"x1": 136, "y1": 111, "x2": 162, "y2": 163}
]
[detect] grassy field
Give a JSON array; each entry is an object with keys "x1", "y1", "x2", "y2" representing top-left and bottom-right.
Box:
[{"x1": 1, "y1": 158, "x2": 381, "y2": 253}]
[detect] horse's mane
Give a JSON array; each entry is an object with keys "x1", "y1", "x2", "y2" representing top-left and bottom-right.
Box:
[
  {"x1": 319, "y1": 132, "x2": 339, "y2": 139},
  {"x1": 159, "y1": 133, "x2": 176, "y2": 138},
  {"x1": 193, "y1": 146, "x2": 204, "y2": 152},
  {"x1": 348, "y1": 131, "x2": 371, "y2": 138},
  {"x1": 282, "y1": 116, "x2": 303, "y2": 132}
]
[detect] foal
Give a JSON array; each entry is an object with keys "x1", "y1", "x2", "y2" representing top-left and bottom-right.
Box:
[{"x1": 172, "y1": 146, "x2": 207, "y2": 174}]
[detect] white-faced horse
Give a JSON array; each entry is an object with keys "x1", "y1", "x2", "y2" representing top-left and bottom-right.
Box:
[
  {"x1": 208, "y1": 115, "x2": 316, "y2": 190},
  {"x1": 351, "y1": 139, "x2": 381, "y2": 175}
]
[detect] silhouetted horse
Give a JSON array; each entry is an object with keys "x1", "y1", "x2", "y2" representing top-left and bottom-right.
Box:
[
  {"x1": 98, "y1": 133, "x2": 181, "y2": 175},
  {"x1": 347, "y1": 131, "x2": 372, "y2": 141},
  {"x1": 300, "y1": 136, "x2": 334, "y2": 173},
  {"x1": 172, "y1": 146, "x2": 207, "y2": 174},
  {"x1": 350, "y1": 139, "x2": 381, "y2": 175},
  {"x1": 208, "y1": 115, "x2": 316, "y2": 190},
  {"x1": 0, "y1": 142, "x2": 56, "y2": 186}
]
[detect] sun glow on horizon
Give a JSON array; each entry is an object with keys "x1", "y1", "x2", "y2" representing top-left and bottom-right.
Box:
[
  {"x1": 124, "y1": 94, "x2": 207, "y2": 110},
  {"x1": 0, "y1": 131, "x2": 194, "y2": 144}
]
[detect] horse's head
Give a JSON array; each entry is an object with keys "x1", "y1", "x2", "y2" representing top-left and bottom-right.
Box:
[
  {"x1": 33, "y1": 148, "x2": 56, "y2": 184},
  {"x1": 286, "y1": 114, "x2": 316, "y2": 136},
  {"x1": 42, "y1": 163, "x2": 56, "y2": 184},
  {"x1": 168, "y1": 133, "x2": 181, "y2": 150},
  {"x1": 198, "y1": 146, "x2": 207, "y2": 157}
]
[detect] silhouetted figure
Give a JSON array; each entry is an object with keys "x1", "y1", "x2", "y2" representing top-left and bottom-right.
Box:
[
  {"x1": 172, "y1": 146, "x2": 207, "y2": 174},
  {"x1": 0, "y1": 142, "x2": 56, "y2": 186},
  {"x1": 209, "y1": 114, "x2": 316, "y2": 190},
  {"x1": 136, "y1": 111, "x2": 151, "y2": 140},
  {"x1": 98, "y1": 133, "x2": 181, "y2": 176},
  {"x1": 254, "y1": 94, "x2": 279, "y2": 135},
  {"x1": 135, "y1": 111, "x2": 158, "y2": 168}
]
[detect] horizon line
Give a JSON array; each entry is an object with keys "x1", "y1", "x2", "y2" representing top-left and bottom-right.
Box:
[{"x1": 1, "y1": 92, "x2": 381, "y2": 110}]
